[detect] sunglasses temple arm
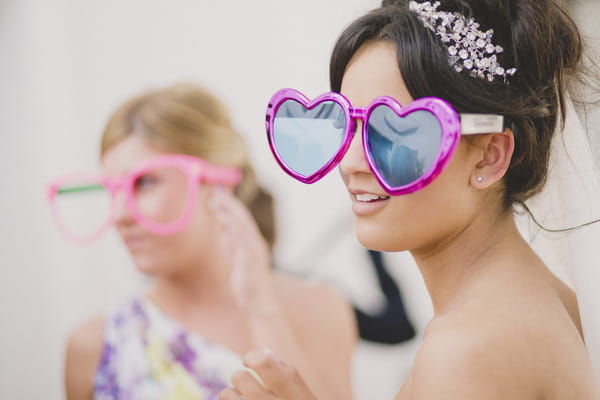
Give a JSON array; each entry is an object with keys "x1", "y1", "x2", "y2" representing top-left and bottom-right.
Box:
[
  {"x1": 460, "y1": 114, "x2": 505, "y2": 135},
  {"x1": 53, "y1": 183, "x2": 106, "y2": 195}
]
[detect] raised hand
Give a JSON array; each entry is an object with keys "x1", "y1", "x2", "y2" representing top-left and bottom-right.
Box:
[
  {"x1": 210, "y1": 187, "x2": 277, "y2": 312},
  {"x1": 211, "y1": 188, "x2": 355, "y2": 400}
]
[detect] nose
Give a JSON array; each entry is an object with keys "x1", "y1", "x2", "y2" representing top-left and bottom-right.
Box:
[
  {"x1": 339, "y1": 119, "x2": 372, "y2": 178},
  {"x1": 113, "y1": 189, "x2": 134, "y2": 228}
]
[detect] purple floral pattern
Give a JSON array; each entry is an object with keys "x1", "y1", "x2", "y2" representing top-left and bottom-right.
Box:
[{"x1": 94, "y1": 297, "x2": 244, "y2": 400}]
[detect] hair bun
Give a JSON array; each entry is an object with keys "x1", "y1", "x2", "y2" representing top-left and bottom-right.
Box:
[{"x1": 471, "y1": 0, "x2": 582, "y2": 88}]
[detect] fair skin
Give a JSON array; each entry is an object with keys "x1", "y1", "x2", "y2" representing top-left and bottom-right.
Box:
[
  {"x1": 64, "y1": 134, "x2": 356, "y2": 400},
  {"x1": 223, "y1": 41, "x2": 600, "y2": 399}
]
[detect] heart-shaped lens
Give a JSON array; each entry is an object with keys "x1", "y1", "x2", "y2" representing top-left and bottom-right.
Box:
[
  {"x1": 366, "y1": 105, "x2": 443, "y2": 188},
  {"x1": 272, "y1": 99, "x2": 346, "y2": 178}
]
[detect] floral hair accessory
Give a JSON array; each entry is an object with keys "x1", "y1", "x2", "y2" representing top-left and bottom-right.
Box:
[{"x1": 409, "y1": 0, "x2": 517, "y2": 83}]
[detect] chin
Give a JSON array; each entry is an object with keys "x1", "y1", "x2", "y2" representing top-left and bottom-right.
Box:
[
  {"x1": 134, "y1": 264, "x2": 159, "y2": 277},
  {"x1": 130, "y1": 254, "x2": 161, "y2": 276},
  {"x1": 355, "y1": 222, "x2": 409, "y2": 252}
]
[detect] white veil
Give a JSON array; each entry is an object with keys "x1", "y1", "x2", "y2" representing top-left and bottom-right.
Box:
[{"x1": 518, "y1": 94, "x2": 600, "y2": 386}]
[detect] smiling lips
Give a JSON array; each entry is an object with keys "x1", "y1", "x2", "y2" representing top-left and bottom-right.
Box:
[
  {"x1": 355, "y1": 193, "x2": 389, "y2": 202},
  {"x1": 350, "y1": 190, "x2": 390, "y2": 215},
  {"x1": 122, "y1": 235, "x2": 148, "y2": 251}
]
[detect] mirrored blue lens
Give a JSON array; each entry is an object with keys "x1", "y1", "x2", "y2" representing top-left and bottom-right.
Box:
[
  {"x1": 366, "y1": 106, "x2": 442, "y2": 187},
  {"x1": 272, "y1": 99, "x2": 346, "y2": 177}
]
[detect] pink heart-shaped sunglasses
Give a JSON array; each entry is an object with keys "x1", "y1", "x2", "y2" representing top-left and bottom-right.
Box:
[{"x1": 266, "y1": 88, "x2": 505, "y2": 195}]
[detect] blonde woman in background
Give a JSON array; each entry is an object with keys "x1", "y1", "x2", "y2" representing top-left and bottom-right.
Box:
[{"x1": 53, "y1": 83, "x2": 356, "y2": 400}]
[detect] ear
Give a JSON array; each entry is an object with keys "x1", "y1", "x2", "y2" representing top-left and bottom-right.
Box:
[{"x1": 469, "y1": 128, "x2": 514, "y2": 189}]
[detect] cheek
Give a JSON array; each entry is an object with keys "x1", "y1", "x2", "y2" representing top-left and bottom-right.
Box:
[
  {"x1": 135, "y1": 186, "x2": 190, "y2": 223},
  {"x1": 355, "y1": 154, "x2": 477, "y2": 251},
  {"x1": 133, "y1": 200, "x2": 216, "y2": 273}
]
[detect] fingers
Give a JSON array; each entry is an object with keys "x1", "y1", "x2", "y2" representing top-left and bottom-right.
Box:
[
  {"x1": 220, "y1": 369, "x2": 275, "y2": 400},
  {"x1": 209, "y1": 184, "x2": 274, "y2": 310},
  {"x1": 243, "y1": 349, "x2": 318, "y2": 400},
  {"x1": 211, "y1": 188, "x2": 259, "y2": 235},
  {"x1": 210, "y1": 188, "x2": 268, "y2": 254},
  {"x1": 219, "y1": 387, "x2": 242, "y2": 400},
  {"x1": 234, "y1": 370, "x2": 274, "y2": 399},
  {"x1": 210, "y1": 189, "x2": 243, "y2": 240}
]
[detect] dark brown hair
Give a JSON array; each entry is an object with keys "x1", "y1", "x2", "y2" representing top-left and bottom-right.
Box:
[
  {"x1": 101, "y1": 83, "x2": 276, "y2": 248},
  {"x1": 330, "y1": 0, "x2": 585, "y2": 210}
]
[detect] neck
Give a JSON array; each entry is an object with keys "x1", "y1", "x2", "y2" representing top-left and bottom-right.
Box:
[
  {"x1": 147, "y1": 251, "x2": 236, "y2": 315},
  {"x1": 411, "y1": 208, "x2": 528, "y2": 316}
]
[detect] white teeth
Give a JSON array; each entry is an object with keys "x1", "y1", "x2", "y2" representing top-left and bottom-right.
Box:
[{"x1": 356, "y1": 193, "x2": 388, "y2": 202}]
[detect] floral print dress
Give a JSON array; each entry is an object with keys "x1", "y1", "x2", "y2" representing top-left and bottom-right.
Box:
[{"x1": 94, "y1": 297, "x2": 245, "y2": 400}]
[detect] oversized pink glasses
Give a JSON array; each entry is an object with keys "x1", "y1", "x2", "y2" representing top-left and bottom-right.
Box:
[{"x1": 46, "y1": 154, "x2": 241, "y2": 244}]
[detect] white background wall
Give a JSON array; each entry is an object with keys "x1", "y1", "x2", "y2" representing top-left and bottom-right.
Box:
[{"x1": 0, "y1": 1, "x2": 598, "y2": 399}]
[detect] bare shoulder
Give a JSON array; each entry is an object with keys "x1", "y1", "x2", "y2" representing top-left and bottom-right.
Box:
[
  {"x1": 66, "y1": 314, "x2": 105, "y2": 362},
  {"x1": 271, "y1": 272, "x2": 358, "y2": 351},
  {"x1": 271, "y1": 272, "x2": 357, "y2": 396},
  {"x1": 273, "y1": 272, "x2": 356, "y2": 333},
  {"x1": 65, "y1": 314, "x2": 105, "y2": 400},
  {"x1": 408, "y1": 309, "x2": 542, "y2": 400}
]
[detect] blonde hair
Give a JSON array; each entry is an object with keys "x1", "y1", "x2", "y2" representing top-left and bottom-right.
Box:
[{"x1": 100, "y1": 83, "x2": 276, "y2": 248}]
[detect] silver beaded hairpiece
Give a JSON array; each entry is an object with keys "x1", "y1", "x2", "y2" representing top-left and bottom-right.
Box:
[{"x1": 408, "y1": 0, "x2": 517, "y2": 83}]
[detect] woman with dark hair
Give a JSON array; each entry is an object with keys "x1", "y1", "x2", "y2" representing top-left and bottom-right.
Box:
[{"x1": 222, "y1": 0, "x2": 600, "y2": 398}]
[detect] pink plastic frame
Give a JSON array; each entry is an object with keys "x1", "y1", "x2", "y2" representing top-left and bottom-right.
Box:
[
  {"x1": 266, "y1": 88, "x2": 464, "y2": 195},
  {"x1": 46, "y1": 154, "x2": 241, "y2": 244}
]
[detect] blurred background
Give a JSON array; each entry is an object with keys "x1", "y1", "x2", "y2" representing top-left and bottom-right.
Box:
[{"x1": 1, "y1": 0, "x2": 598, "y2": 399}]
